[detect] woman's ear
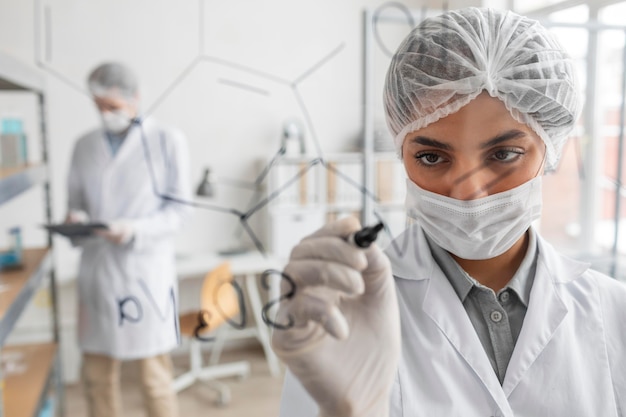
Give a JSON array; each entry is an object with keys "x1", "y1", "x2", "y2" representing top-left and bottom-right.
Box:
[{"x1": 536, "y1": 142, "x2": 548, "y2": 177}]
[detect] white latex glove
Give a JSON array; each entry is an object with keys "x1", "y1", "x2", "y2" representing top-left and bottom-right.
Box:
[
  {"x1": 95, "y1": 221, "x2": 135, "y2": 245},
  {"x1": 271, "y1": 217, "x2": 401, "y2": 417}
]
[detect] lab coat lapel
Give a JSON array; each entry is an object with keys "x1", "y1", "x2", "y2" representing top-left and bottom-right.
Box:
[
  {"x1": 501, "y1": 237, "x2": 588, "y2": 396},
  {"x1": 108, "y1": 123, "x2": 142, "y2": 166},
  {"x1": 388, "y1": 225, "x2": 512, "y2": 414},
  {"x1": 89, "y1": 132, "x2": 113, "y2": 220},
  {"x1": 97, "y1": 131, "x2": 114, "y2": 164},
  {"x1": 99, "y1": 124, "x2": 143, "y2": 220},
  {"x1": 421, "y1": 267, "x2": 513, "y2": 414}
]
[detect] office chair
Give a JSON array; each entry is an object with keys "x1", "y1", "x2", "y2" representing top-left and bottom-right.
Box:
[{"x1": 173, "y1": 261, "x2": 251, "y2": 406}]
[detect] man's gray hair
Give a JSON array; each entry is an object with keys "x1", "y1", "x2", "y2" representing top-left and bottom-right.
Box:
[{"x1": 87, "y1": 62, "x2": 139, "y2": 99}]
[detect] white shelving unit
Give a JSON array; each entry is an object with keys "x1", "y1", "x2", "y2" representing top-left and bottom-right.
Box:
[
  {"x1": 370, "y1": 152, "x2": 407, "y2": 242},
  {"x1": 361, "y1": 8, "x2": 409, "y2": 234},
  {"x1": 265, "y1": 152, "x2": 406, "y2": 259},
  {"x1": 0, "y1": 53, "x2": 63, "y2": 417},
  {"x1": 265, "y1": 153, "x2": 361, "y2": 259}
]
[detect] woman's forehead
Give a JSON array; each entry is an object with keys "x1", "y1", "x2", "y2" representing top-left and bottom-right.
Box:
[{"x1": 404, "y1": 94, "x2": 542, "y2": 148}]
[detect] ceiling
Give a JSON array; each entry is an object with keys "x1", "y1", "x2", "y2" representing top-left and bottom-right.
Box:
[
  {"x1": 401, "y1": 0, "x2": 626, "y2": 15},
  {"x1": 515, "y1": 0, "x2": 625, "y2": 15}
]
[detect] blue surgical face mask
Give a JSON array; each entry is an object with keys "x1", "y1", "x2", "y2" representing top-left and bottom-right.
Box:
[{"x1": 405, "y1": 176, "x2": 543, "y2": 260}]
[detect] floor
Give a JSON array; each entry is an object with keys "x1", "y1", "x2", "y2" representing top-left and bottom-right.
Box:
[{"x1": 64, "y1": 346, "x2": 285, "y2": 417}]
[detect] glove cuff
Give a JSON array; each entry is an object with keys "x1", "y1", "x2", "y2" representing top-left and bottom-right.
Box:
[{"x1": 318, "y1": 398, "x2": 390, "y2": 417}]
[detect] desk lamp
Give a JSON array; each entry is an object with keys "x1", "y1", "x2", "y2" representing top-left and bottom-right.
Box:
[
  {"x1": 196, "y1": 167, "x2": 216, "y2": 197},
  {"x1": 279, "y1": 118, "x2": 306, "y2": 156}
]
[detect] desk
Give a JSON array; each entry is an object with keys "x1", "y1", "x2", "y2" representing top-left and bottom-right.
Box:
[{"x1": 176, "y1": 251, "x2": 284, "y2": 377}]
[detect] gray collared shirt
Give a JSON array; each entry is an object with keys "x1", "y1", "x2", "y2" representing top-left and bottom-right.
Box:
[
  {"x1": 425, "y1": 229, "x2": 538, "y2": 384},
  {"x1": 105, "y1": 131, "x2": 126, "y2": 156}
]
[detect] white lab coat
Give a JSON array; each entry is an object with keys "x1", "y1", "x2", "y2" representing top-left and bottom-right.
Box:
[
  {"x1": 279, "y1": 225, "x2": 626, "y2": 416},
  {"x1": 68, "y1": 117, "x2": 191, "y2": 360}
]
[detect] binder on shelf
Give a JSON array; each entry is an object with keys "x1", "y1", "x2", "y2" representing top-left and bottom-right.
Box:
[
  {"x1": 298, "y1": 161, "x2": 318, "y2": 206},
  {"x1": 37, "y1": 396, "x2": 54, "y2": 417},
  {"x1": 326, "y1": 158, "x2": 363, "y2": 209},
  {"x1": 0, "y1": 133, "x2": 27, "y2": 168},
  {"x1": 376, "y1": 156, "x2": 405, "y2": 205},
  {"x1": 0, "y1": 117, "x2": 28, "y2": 169},
  {"x1": 326, "y1": 162, "x2": 338, "y2": 205},
  {"x1": 1, "y1": 117, "x2": 23, "y2": 134},
  {"x1": 272, "y1": 159, "x2": 320, "y2": 207},
  {"x1": 272, "y1": 162, "x2": 299, "y2": 206},
  {"x1": 269, "y1": 208, "x2": 326, "y2": 260}
]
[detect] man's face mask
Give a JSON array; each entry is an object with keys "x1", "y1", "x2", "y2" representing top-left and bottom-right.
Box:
[
  {"x1": 101, "y1": 110, "x2": 132, "y2": 134},
  {"x1": 94, "y1": 93, "x2": 137, "y2": 134}
]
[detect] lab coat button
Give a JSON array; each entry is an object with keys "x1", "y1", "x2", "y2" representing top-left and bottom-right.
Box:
[{"x1": 490, "y1": 310, "x2": 503, "y2": 323}]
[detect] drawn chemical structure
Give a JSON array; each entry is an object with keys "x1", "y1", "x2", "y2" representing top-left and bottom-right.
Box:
[{"x1": 33, "y1": 0, "x2": 426, "y2": 332}]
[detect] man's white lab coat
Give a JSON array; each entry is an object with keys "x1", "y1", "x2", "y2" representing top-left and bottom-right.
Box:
[{"x1": 68, "y1": 117, "x2": 191, "y2": 360}]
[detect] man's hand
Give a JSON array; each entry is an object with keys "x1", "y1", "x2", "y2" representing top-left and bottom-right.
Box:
[
  {"x1": 95, "y1": 221, "x2": 134, "y2": 245},
  {"x1": 65, "y1": 210, "x2": 89, "y2": 224}
]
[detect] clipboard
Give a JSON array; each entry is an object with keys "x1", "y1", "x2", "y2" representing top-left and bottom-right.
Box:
[{"x1": 43, "y1": 223, "x2": 109, "y2": 238}]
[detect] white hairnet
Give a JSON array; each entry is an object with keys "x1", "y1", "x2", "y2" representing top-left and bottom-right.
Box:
[
  {"x1": 384, "y1": 7, "x2": 581, "y2": 172},
  {"x1": 87, "y1": 62, "x2": 139, "y2": 100}
]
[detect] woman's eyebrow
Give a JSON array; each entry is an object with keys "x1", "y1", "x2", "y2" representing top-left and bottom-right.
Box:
[
  {"x1": 480, "y1": 129, "x2": 527, "y2": 149},
  {"x1": 408, "y1": 136, "x2": 452, "y2": 150}
]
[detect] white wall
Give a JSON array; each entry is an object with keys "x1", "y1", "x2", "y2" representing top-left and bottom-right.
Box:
[
  {"x1": 0, "y1": 0, "x2": 503, "y2": 278},
  {"x1": 1, "y1": 0, "x2": 496, "y2": 382},
  {"x1": 1, "y1": 0, "x2": 366, "y2": 280},
  {"x1": 0, "y1": 0, "x2": 498, "y2": 281}
]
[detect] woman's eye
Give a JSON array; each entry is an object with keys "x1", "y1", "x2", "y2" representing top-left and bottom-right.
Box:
[
  {"x1": 492, "y1": 149, "x2": 522, "y2": 162},
  {"x1": 416, "y1": 152, "x2": 444, "y2": 166}
]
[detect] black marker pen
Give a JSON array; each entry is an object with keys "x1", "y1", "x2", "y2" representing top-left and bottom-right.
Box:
[{"x1": 346, "y1": 222, "x2": 384, "y2": 248}]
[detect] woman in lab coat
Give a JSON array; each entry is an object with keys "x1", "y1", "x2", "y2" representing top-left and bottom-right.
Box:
[
  {"x1": 66, "y1": 62, "x2": 191, "y2": 417},
  {"x1": 272, "y1": 8, "x2": 626, "y2": 417}
]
